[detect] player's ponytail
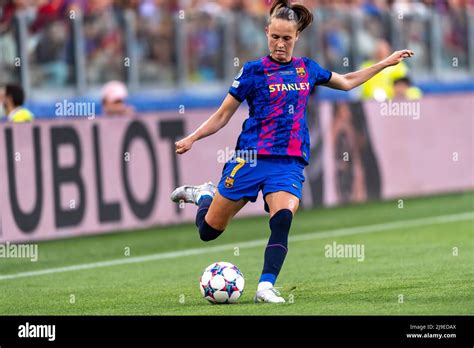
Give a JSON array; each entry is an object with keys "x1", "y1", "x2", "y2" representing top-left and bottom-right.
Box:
[{"x1": 269, "y1": 0, "x2": 313, "y2": 33}]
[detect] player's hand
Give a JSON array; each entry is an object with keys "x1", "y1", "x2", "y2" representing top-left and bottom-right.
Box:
[
  {"x1": 383, "y1": 49, "x2": 415, "y2": 67},
  {"x1": 175, "y1": 137, "x2": 193, "y2": 155}
]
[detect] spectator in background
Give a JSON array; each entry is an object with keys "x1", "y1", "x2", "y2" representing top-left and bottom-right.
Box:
[
  {"x1": 82, "y1": 0, "x2": 125, "y2": 84},
  {"x1": 100, "y1": 80, "x2": 134, "y2": 117},
  {"x1": 33, "y1": 21, "x2": 69, "y2": 86},
  {"x1": 393, "y1": 76, "x2": 423, "y2": 100},
  {"x1": 0, "y1": 0, "x2": 34, "y2": 30},
  {"x1": 1, "y1": 84, "x2": 34, "y2": 122},
  {"x1": 187, "y1": 10, "x2": 221, "y2": 81},
  {"x1": 236, "y1": 0, "x2": 269, "y2": 60},
  {"x1": 134, "y1": 0, "x2": 176, "y2": 84},
  {"x1": 322, "y1": 14, "x2": 352, "y2": 73},
  {"x1": 360, "y1": 39, "x2": 408, "y2": 101},
  {"x1": 30, "y1": 0, "x2": 65, "y2": 33},
  {"x1": 1, "y1": 0, "x2": 34, "y2": 85}
]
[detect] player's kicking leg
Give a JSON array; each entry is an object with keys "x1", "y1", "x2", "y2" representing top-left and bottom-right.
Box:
[{"x1": 171, "y1": 182, "x2": 247, "y2": 241}]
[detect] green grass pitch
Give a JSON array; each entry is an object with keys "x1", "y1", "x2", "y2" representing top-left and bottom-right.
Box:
[{"x1": 0, "y1": 192, "x2": 473, "y2": 315}]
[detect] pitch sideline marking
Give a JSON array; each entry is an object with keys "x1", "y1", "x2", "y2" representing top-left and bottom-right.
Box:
[{"x1": 0, "y1": 212, "x2": 472, "y2": 281}]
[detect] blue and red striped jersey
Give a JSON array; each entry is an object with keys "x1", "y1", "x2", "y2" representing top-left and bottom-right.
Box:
[{"x1": 229, "y1": 55, "x2": 332, "y2": 164}]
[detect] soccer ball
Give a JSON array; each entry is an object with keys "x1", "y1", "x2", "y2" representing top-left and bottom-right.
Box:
[{"x1": 199, "y1": 261, "x2": 245, "y2": 304}]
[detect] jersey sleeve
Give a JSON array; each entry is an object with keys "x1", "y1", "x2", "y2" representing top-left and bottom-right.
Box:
[
  {"x1": 228, "y1": 63, "x2": 254, "y2": 102},
  {"x1": 304, "y1": 57, "x2": 332, "y2": 86}
]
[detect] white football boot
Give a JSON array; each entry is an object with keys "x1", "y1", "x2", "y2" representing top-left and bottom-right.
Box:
[
  {"x1": 170, "y1": 182, "x2": 216, "y2": 206},
  {"x1": 254, "y1": 282, "x2": 286, "y2": 303}
]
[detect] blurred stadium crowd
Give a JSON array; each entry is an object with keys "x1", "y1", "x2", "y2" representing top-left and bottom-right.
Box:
[{"x1": 0, "y1": 0, "x2": 472, "y2": 115}]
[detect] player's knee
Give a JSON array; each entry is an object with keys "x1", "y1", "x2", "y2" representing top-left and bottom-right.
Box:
[
  {"x1": 269, "y1": 209, "x2": 293, "y2": 247},
  {"x1": 269, "y1": 209, "x2": 293, "y2": 233},
  {"x1": 204, "y1": 215, "x2": 228, "y2": 233},
  {"x1": 199, "y1": 219, "x2": 224, "y2": 242}
]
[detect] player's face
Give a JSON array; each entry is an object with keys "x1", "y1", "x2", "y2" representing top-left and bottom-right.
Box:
[{"x1": 266, "y1": 18, "x2": 299, "y2": 63}]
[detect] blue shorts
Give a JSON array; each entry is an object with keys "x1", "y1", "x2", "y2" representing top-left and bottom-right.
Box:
[{"x1": 217, "y1": 155, "x2": 306, "y2": 211}]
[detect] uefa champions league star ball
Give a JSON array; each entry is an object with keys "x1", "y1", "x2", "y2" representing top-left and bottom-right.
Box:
[{"x1": 199, "y1": 262, "x2": 245, "y2": 304}]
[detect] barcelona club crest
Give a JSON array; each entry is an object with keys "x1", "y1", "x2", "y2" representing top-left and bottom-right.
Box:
[
  {"x1": 296, "y1": 67, "x2": 306, "y2": 77},
  {"x1": 224, "y1": 177, "x2": 234, "y2": 188}
]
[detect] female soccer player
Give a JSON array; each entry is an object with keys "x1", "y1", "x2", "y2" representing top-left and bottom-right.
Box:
[{"x1": 171, "y1": 0, "x2": 414, "y2": 303}]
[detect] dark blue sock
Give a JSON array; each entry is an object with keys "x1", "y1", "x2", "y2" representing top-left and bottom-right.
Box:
[
  {"x1": 259, "y1": 209, "x2": 293, "y2": 285},
  {"x1": 195, "y1": 196, "x2": 223, "y2": 242}
]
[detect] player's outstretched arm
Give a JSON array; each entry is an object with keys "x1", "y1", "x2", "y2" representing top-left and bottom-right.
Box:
[
  {"x1": 324, "y1": 49, "x2": 415, "y2": 91},
  {"x1": 175, "y1": 93, "x2": 241, "y2": 155}
]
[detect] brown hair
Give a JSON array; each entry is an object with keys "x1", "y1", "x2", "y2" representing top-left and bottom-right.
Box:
[{"x1": 268, "y1": 0, "x2": 313, "y2": 33}]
